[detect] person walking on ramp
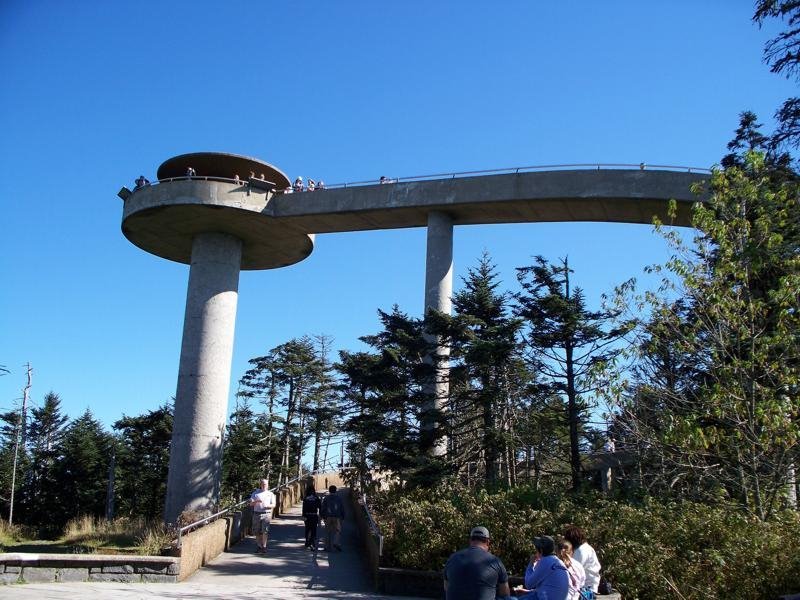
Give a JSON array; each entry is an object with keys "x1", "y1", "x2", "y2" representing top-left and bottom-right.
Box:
[
  {"x1": 302, "y1": 485, "x2": 321, "y2": 550},
  {"x1": 321, "y1": 485, "x2": 345, "y2": 551},
  {"x1": 249, "y1": 478, "x2": 276, "y2": 553}
]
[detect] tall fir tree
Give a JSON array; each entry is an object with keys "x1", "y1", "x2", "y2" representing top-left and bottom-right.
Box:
[
  {"x1": 515, "y1": 256, "x2": 627, "y2": 490},
  {"x1": 221, "y1": 398, "x2": 264, "y2": 502},
  {"x1": 431, "y1": 253, "x2": 526, "y2": 487},
  {"x1": 20, "y1": 392, "x2": 69, "y2": 525},
  {"x1": 113, "y1": 404, "x2": 172, "y2": 520},
  {"x1": 355, "y1": 306, "x2": 434, "y2": 487},
  {"x1": 51, "y1": 410, "x2": 113, "y2": 529}
]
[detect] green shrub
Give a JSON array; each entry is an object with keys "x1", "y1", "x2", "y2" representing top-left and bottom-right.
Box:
[{"x1": 372, "y1": 484, "x2": 800, "y2": 599}]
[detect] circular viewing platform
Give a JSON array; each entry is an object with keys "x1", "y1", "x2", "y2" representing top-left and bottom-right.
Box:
[{"x1": 121, "y1": 152, "x2": 313, "y2": 270}]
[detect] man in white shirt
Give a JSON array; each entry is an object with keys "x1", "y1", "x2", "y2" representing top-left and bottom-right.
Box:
[{"x1": 250, "y1": 478, "x2": 277, "y2": 553}]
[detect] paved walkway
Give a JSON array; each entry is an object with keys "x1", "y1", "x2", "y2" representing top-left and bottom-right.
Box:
[{"x1": 3, "y1": 488, "x2": 428, "y2": 600}]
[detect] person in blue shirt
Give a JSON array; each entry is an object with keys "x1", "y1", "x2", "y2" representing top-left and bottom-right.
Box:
[{"x1": 514, "y1": 535, "x2": 569, "y2": 600}]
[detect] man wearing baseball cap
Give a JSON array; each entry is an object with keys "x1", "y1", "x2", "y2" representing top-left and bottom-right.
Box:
[{"x1": 443, "y1": 526, "x2": 512, "y2": 600}]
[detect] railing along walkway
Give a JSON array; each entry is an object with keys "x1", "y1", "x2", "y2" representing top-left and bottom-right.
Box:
[
  {"x1": 187, "y1": 486, "x2": 417, "y2": 597},
  {"x1": 125, "y1": 162, "x2": 713, "y2": 198}
]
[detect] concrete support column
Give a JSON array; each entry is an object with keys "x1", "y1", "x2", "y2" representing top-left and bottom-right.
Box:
[
  {"x1": 601, "y1": 467, "x2": 612, "y2": 494},
  {"x1": 164, "y1": 232, "x2": 242, "y2": 524},
  {"x1": 422, "y1": 211, "x2": 453, "y2": 457}
]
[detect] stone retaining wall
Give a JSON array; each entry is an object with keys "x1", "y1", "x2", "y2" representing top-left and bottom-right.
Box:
[
  {"x1": 177, "y1": 518, "x2": 228, "y2": 581},
  {"x1": 349, "y1": 491, "x2": 381, "y2": 588},
  {"x1": 0, "y1": 553, "x2": 179, "y2": 584},
  {"x1": 0, "y1": 471, "x2": 343, "y2": 586},
  {"x1": 376, "y1": 568, "x2": 621, "y2": 599}
]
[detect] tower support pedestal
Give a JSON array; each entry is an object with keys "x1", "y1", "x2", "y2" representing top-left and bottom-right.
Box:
[
  {"x1": 422, "y1": 211, "x2": 453, "y2": 457},
  {"x1": 164, "y1": 232, "x2": 242, "y2": 523}
]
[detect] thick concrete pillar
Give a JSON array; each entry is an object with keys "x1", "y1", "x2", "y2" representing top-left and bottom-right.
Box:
[
  {"x1": 422, "y1": 211, "x2": 453, "y2": 457},
  {"x1": 601, "y1": 467, "x2": 612, "y2": 494},
  {"x1": 164, "y1": 232, "x2": 242, "y2": 524}
]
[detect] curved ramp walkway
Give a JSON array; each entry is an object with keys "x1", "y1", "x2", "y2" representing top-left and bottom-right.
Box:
[
  {"x1": 189, "y1": 487, "x2": 384, "y2": 593},
  {"x1": 2, "y1": 488, "x2": 426, "y2": 600}
]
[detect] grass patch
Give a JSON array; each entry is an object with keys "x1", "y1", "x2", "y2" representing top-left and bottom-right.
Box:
[
  {"x1": 1, "y1": 515, "x2": 174, "y2": 555},
  {"x1": 0, "y1": 520, "x2": 26, "y2": 550}
]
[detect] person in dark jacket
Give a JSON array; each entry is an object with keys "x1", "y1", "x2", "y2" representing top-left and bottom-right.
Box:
[
  {"x1": 321, "y1": 485, "x2": 346, "y2": 551},
  {"x1": 302, "y1": 485, "x2": 321, "y2": 550}
]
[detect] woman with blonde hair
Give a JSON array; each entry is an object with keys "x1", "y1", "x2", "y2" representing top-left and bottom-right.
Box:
[{"x1": 557, "y1": 538, "x2": 586, "y2": 600}]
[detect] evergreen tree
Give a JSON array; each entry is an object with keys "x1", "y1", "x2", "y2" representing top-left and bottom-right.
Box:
[
  {"x1": 272, "y1": 337, "x2": 320, "y2": 482},
  {"x1": 754, "y1": 2, "x2": 800, "y2": 153},
  {"x1": 51, "y1": 410, "x2": 113, "y2": 529},
  {"x1": 431, "y1": 254, "x2": 526, "y2": 487},
  {"x1": 239, "y1": 336, "x2": 331, "y2": 485},
  {"x1": 514, "y1": 393, "x2": 572, "y2": 490},
  {"x1": 238, "y1": 353, "x2": 284, "y2": 485},
  {"x1": 19, "y1": 392, "x2": 68, "y2": 525},
  {"x1": 113, "y1": 404, "x2": 172, "y2": 520},
  {"x1": 515, "y1": 256, "x2": 628, "y2": 490},
  {"x1": 306, "y1": 334, "x2": 339, "y2": 472},
  {"x1": 221, "y1": 398, "x2": 264, "y2": 502},
  {"x1": 336, "y1": 349, "x2": 383, "y2": 491},
  {"x1": 352, "y1": 306, "x2": 434, "y2": 487}
]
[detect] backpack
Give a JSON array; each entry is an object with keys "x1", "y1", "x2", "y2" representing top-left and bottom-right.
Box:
[
  {"x1": 598, "y1": 576, "x2": 614, "y2": 594},
  {"x1": 321, "y1": 494, "x2": 343, "y2": 519},
  {"x1": 302, "y1": 495, "x2": 319, "y2": 516}
]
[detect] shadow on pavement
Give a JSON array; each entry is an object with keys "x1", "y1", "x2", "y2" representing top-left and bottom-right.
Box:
[{"x1": 188, "y1": 487, "x2": 372, "y2": 594}]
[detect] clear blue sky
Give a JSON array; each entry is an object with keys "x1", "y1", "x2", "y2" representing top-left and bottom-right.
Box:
[{"x1": 0, "y1": 1, "x2": 794, "y2": 428}]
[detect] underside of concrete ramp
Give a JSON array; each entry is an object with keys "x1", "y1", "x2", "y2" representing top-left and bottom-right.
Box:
[{"x1": 268, "y1": 169, "x2": 707, "y2": 232}]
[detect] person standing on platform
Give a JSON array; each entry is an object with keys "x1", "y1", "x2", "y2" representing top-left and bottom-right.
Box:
[
  {"x1": 302, "y1": 485, "x2": 321, "y2": 550},
  {"x1": 321, "y1": 485, "x2": 345, "y2": 551},
  {"x1": 249, "y1": 478, "x2": 276, "y2": 553}
]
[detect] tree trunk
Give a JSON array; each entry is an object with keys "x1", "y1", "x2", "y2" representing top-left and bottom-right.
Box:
[
  {"x1": 281, "y1": 378, "x2": 296, "y2": 486},
  {"x1": 566, "y1": 342, "x2": 582, "y2": 490},
  {"x1": 483, "y1": 391, "x2": 497, "y2": 486}
]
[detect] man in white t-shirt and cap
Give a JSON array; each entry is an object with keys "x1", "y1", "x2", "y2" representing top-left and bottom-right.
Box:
[{"x1": 249, "y1": 478, "x2": 277, "y2": 553}]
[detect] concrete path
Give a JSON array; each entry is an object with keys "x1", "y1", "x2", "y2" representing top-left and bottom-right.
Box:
[{"x1": 2, "y1": 488, "x2": 427, "y2": 600}]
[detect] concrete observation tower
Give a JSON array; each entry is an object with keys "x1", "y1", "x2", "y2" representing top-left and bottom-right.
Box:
[
  {"x1": 120, "y1": 151, "x2": 706, "y2": 524},
  {"x1": 122, "y1": 153, "x2": 312, "y2": 523}
]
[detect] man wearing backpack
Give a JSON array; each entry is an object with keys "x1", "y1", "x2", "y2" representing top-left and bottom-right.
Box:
[{"x1": 321, "y1": 485, "x2": 345, "y2": 551}]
